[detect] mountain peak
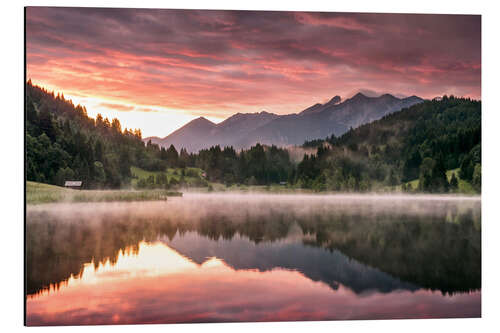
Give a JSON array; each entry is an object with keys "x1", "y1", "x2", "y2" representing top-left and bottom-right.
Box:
[
  {"x1": 187, "y1": 117, "x2": 216, "y2": 126},
  {"x1": 326, "y1": 95, "x2": 342, "y2": 105},
  {"x1": 379, "y1": 93, "x2": 398, "y2": 100},
  {"x1": 406, "y1": 95, "x2": 423, "y2": 101},
  {"x1": 180, "y1": 116, "x2": 216, "y2": 130},
  {"x1": 193, "y1": 116, "x2": 213, "y2": 123},
  {"x1": 348, "y1": 92, "x2": 369, "y2": 101}
]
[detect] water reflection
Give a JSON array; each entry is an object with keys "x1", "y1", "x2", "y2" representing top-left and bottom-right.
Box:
[
  {"x1": 26, "y1": 194, "x2": 481, "y2": 325},
  {"x1": 165, "y1": 231, "x2": 418, "y2": 294}
]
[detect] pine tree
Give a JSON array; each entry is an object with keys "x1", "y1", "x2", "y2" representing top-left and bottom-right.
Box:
[
  {"x1": 432, "y1": 155, "x2": 449, "y2": 192},
  {"x1": 166, "y1": 145, "x2": 179, "y2": 168},
  {"x1": 450, "y1": 173, "x2": 459, "y2": 191}
]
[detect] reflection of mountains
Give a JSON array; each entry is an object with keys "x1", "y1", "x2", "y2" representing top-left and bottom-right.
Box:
[
  {"x1": 163, "y1": 230, "x2": 418, "y2": 294},
  {"x1": 26, "y1": 198, "x2": 481, "y2": 296}
]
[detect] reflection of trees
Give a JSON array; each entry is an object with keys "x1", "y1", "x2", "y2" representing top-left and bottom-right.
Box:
[
  {"x1": 299, "y1": 209, "x2": 481, "y2": 295},
  {"x1": 198, "y1": 211, "x2": 293, "y2": 243},
  {"x1": 26, "y1": 200, "x2": 481, "y2": 296}
]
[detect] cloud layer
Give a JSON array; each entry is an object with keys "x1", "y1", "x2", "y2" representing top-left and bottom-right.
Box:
[{"x1": 26, "y1": 8, "x2": 481, "y2": 123}]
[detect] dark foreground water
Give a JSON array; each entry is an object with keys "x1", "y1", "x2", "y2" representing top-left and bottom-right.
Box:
[{"x1": 26, "y1": 194, "x2": 481, "y2": 325}]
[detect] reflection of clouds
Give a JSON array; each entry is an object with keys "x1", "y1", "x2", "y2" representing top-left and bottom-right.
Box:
[
  {"x1": 26, "y1": 194, "x2": 481, "y2": 290},
  {"x1": 27, "y1": 241, "x2": 480, "y2": 326},
  {"x1": 26, "y1": 194, "x2": 481, "y2": 325}
]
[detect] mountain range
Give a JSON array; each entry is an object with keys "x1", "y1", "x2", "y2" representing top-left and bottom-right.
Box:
[{"x1": 144, "y1": 92, "x2": 424, "y2": 152}]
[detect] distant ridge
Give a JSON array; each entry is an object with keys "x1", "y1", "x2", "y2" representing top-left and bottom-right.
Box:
[
  {"x1": 145, "y1": 93, "x2": 424, "y2": 152},
  {"x1": 299, "y1": 95, "x2": 341, "y2": 116}
]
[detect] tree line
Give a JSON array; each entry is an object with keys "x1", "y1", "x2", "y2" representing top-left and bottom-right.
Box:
[
  {"x1": 144, "y1": 141, "x2": 293, "y2": 186},
  {"x1": 26, "y1": 81, "x2": 293, "y2": 189},
  {"x1": 26, "y1": 81, "x2": 481, "y2": 193}
]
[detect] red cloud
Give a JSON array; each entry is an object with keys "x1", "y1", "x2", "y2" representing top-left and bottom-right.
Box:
[{"x1": 26, "y1": 8, "x2": 481, "y2": 120}]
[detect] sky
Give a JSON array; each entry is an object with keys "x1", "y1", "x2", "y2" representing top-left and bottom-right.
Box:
[{"x1": 26, "y1": 8, "x2": 481, "y2": 137}]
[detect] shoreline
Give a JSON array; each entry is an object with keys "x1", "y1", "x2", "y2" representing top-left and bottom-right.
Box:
[
  {"x1": 26, "y1": 181, "x2": 480, "y2": 206},
  {"x1": 26, "y1": 189, "x2": 481, "y2": 207},
  {"x1": 26, "y1": 181, "x2": 182, "y2": 205}
]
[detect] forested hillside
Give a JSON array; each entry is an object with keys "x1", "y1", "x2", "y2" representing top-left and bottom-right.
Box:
[
  {"x1": 298, "y1": 96, "x2": 481, "y2": 192},
  {"x1": 26, "y1": 81, "x2": 171, "y2": 188}
]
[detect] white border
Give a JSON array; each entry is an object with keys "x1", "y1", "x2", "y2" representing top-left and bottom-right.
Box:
[{"x1": 2, "y1": 1, "x2": 500, "y2": 332}]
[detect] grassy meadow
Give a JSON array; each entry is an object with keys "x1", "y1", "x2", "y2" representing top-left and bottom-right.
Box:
[
  {"x1": 396, "y1": 169, "x2": 477, "y2": 194},
  {"x1": 26, "y1": 181, "x2": 182, "y2": 205}
]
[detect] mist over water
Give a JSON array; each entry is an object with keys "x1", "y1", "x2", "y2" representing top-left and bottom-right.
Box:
[
  {"x1": 26, "y1": 193, "x2": 481, "y2": 325},
  {"x1": 27, "y1": 192, "x2": 481, "y2": 225}
]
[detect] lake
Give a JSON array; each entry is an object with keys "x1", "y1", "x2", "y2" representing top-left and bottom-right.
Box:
[{"x1": 25, "y1": 193, "x2": 481, "y2": 325}]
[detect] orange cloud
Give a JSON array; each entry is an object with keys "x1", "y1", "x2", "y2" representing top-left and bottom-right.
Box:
[
  {"x1": 26, "y1": 8, "x2": 481, "y2": 137},
  {"x1": 99, "y1": 102, "x2": 135, "y2": 112}
]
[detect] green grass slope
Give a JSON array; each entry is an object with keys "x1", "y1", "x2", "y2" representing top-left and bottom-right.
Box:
[
  {"x1": 26, "y1": 181, "x2": 181, "y2": 205},
  {"x1": 399, "y1": 169, "x2": 477, "y2": 194}
]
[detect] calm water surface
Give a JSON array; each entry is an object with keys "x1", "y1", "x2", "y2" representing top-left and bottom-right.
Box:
[{"x1": 26, "y1": 194, "x2": 481, "y2": 325}]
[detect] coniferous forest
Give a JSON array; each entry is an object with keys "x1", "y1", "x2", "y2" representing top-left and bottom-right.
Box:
[
  {"x1": 299, "y1": 96, "x2": 481, "y2": 192},
  {"x1": 26, "y1": 81, "x2": 481, "y2": 193},
  {"x1": 27, "y1": 80, "x2": 151, "y2": 188}
]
